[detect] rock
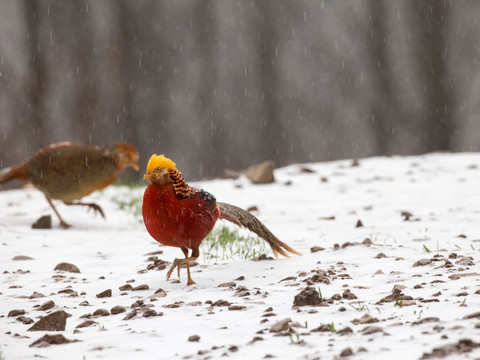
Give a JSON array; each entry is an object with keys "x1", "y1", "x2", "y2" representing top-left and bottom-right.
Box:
[
  {"x1": 153, "y1": 288, "x2": 167, "y2": 297},
  {"x1": 218, "y1": 282, "x2": 236, "y2": 288},
  {"x1": 228, "y1": 305, "x2": 246, "y2": 311},
  {"x1": 123, "y1": 310, "x2": 137, "y2": 320},
  {"x1": 362, "y1": 238, "x2": 373, "y2": 245},
  {"x1": 269, "y1": 318, "x2": 291, "y2": 333},
  {"x1": 293, "y1": 287, "x2": 322, "y2": 306},
  {"x1": 456, "y1": 257, "x2": 474, "y2": 266},
  {"x1": 463, "y1": 312, "x2": 480, "y2": 320},
  {"x1": 421, "y1": 339, "x2": 480, "y2": 359},
  {"x1": 142, "y1": 309, "x2": 157, "y2": 318},
  {"x1": 352, "y1": 314, "x2": 379, "y2": 325},
  {"x1": 362, "y1": 326, "x2": 383, "y2": 335},
  {"x1": 342, "y1": 289, "x2": 357, "y2": 300},
  {"x1": 76, "y1": 320, "x2": 97, "y2": 328},
  {"x1": 252, "y1": 254, "x2": 274, "y2": 261},
  {"x1": 188, "y1": 335, "x2": 201, "y2": 342},
  {"x1": 119, "y1": 284, "x2": 133, "y2": 291},
  {"x1": 310, "y1": 246, "x2": 325, "y2": 253},
  {"x1": 337, "y1": 327, "x2": 353, "y2": 335},
  {"x1": 245, "y1": 161, "x2": 275, "y2": 184},
  {"x1": 111, "y1": 306, "x2": 127, "y2": 315},
  {"x1": 355, "y1": 219, "x2": 363, "y2": 228},
  {"x1": 340, "y1": 348, "x2": 353, "y2": 357},
  {"x1": 449, "y1": 272, "x2": 480, "y2": 280},
  {"x1": 211, "y1": 299, "x2": 231, "y2": 307},
  {"x1": 12, "y1": 255, "x2": 34, "y2": 261},
  {"x1": 132, "y1": 284, "x2": 149, "y2": 291},
  {"x1": 412, "y1": 317, "x2": 440, "y2": 326},
  {"x1": 38, "y1": 300, "x2": 55, "y2": 311},
  {"x1": 92, "y1": 308, "x2": 110, "y2": 317},
  {"x1": 54, "y1": 262, "x2": 80, "y2": 273},
  {"x1": 375, "y1": 253, "x2": 387, "y2": 259},
  {"x1": 31, "y1": 215, "x2": 52, "y2": 229},
  {"x1": 96, "y1": 289, "x2": 112, "y2": 298},
  {"x1": 413, "y1": 259, "x2": 432, "y2": 267},
  {"x1": 30, "y1": 334, "x2": 76, "y2": 347},
  {"x1": 28, "y1": 310, "x2": 69, "y2": 331},
  {"x1": 8, "y1": 309, "x2": 25, "y2": 317},
  {"x1": 17, "y1": 315, "x2": 34, "y2": 325},
  {"x1": 29, "y1": 291, "x2": 46, "y2": 299},
  {"x1": 311, "y1": 324, "x2": 331, "y2": 332}
]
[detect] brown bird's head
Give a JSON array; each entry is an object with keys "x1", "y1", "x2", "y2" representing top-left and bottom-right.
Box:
[
  {"x1": 143, "y1": 154, "x2": 176, "y2": 184},
  {"x1": 111, "y1": 143, "x2": 139, "y2": 171}
]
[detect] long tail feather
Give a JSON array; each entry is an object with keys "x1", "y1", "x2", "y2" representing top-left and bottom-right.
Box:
[
  {"x1": 0, "y1": 163, "x2": 28, "y2": 184},
  {"x1": 218, "y1": 202, "x2": 301, "y2": 258}
]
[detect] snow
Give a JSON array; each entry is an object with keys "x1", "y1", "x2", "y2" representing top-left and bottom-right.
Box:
[{"x1": 1, "y1": 152, "x2": 480, "y2": 360}]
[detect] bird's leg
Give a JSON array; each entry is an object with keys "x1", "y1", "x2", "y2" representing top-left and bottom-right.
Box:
[
  {"x1": 45, "y1": 196, "x2": 70, "y2": 228},
  {"x1": 63, "y1": 201, "x2": 105, "y2": 218},
  {"x1": 166, "y1": 247, "x2": 199, "y2": 286}
]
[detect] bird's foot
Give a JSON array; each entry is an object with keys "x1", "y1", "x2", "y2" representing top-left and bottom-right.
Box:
[
  {"x1": 166, "y1": 258, "x2": 182, "y2": 281},
  {"x1": 86, "y1": 203, "x2": 105, "y2": 218},
  {"x1": 166, "y1": 258, "x2": 196, "y2": 286},
  {"x1": 60, "y1": 221, "x2": 71, "y2": 229}
]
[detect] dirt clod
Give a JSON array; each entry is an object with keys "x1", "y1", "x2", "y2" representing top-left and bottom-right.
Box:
[
  {"x1": 38, "y1": 300, "x2": 55, "y2": 311},
  {"x1": 96, "y1": 289, "x2": 112, "y2": 298},
  {"x1": 109, "y1": 306, "x2": 125, "y2": 315},
  {"x1": 8, "y1": 309, "x2": 25, "y2": 317},
  {"x1": 76, "y1": 320, "x2": 96, "y2": 328},
  {"x1": 30, "y1": 334, "x2": 76, "y2": 347},
  {"x1": 269, "y1": 318, "x2": 291, "y2": 333},
  {"x1": 31, "y1": 215, "x2": 52, "y2": 229},
  {"x1": 54, "y1": 262, "x2": 80, "y2": 273},
  {"x1": 340, "y1": 347, "x2": 353, "y2": 357},
  {"x1": 421, "y1": 338, "x2": 480, "y2": 359},
  {"x1": 352, "y1": 314, "x2": 378, "y2": 325},
  {"x1": 17, "y1": 315, "x2": 34, "y2": 324},
  {"x1": 413, "y1": 259, "x2": 432, "y2": 267},
  {"x1": 245, "y1": 161, "x2": 275, "y2": 184},
  {"x1": 93, "y1": 308, "x2": 110, "y2": 317},
  {"x1": 132, "y1": 284, "x2": 149, "y2": 291},
  {"x1": 188, "y1": 335, "x2": 200, "y2": 342},
  {"x1": 28, "y1": 310, "x2": 69, "y2": 331},
  {"x1": 293, "y1": 287, "x2": 322, "y2": 306}
]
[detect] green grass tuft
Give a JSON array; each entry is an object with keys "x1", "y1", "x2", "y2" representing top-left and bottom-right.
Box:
[{"x1": 201, "y1": 226, "x2": 269, "y2": 261}]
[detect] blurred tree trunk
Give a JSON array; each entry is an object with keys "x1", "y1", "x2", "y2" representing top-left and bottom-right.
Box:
[
  {"x1": 256, "y1": 0, "x2": 282, "y2": 162},
  {"x1": 366, "y1": 1, "x2": 395, "y2": 155},
  {"x1": 23, "y1": 0, "x2": 46, "y2": 150},
  {"x1": 117, "y1": 1, "x2": 137, "y2": 146},
  {"x1": 413, "y1": 0, "x2": 455, "y2": 151},
  {"x1": 194, "y1": 0, "x2": 220, "y2": 177}
]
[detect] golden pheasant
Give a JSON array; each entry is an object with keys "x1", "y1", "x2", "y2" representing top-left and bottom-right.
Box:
[
  {"x1": 142, "y1": 154, "x2": 300, "y2": 285},
  {"x1": 0, "y1": 142, "x2": 139, "y2": 228}
]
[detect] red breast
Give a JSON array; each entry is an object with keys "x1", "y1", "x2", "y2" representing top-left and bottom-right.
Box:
[{"x1": 142, "y1": 183, "x2": 220, "y2": 249}]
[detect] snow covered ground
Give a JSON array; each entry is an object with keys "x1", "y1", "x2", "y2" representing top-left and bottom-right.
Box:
[{"x1": 1, "y1": 152, "x2": 480, "y2": 360}]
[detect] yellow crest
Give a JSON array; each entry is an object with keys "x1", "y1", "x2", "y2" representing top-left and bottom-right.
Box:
[{"x1": 146, "y1": 154, "x2": 177, "y2": 172}]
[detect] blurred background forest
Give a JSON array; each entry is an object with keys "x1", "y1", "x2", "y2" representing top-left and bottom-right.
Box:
[{"x1": 0, "y1": 0, "x2": 479, "y2": 181}]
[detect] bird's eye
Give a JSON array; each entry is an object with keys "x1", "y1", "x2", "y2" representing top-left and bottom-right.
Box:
[{"x1": 156, "y1": 167, "x2": 161, "y2": 171}]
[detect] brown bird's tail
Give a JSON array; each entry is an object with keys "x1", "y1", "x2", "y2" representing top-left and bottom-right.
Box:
[
  {"x1": 0, "y1": 163, "x2": 28, "y2": 184},
  {"x1": 218, "y1": 202, "x2": 301, "y2": 258}
]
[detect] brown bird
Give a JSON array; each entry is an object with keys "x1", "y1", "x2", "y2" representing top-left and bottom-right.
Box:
[
  {"x1": 0, "y1": 142, "x2": 139, "y2": 228},
  {"x1": 142, "y1": 154, "x2": 300, "y2": 285}
]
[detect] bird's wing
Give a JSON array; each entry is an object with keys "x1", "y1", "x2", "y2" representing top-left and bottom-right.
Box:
[{"x1": 218, "y1": 202, "x2": 301, "y2": 258}]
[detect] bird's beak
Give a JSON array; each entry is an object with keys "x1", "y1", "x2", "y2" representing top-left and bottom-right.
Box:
[{"x1": 143, "y1": 172, "x2": 151, "y2": 180}]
